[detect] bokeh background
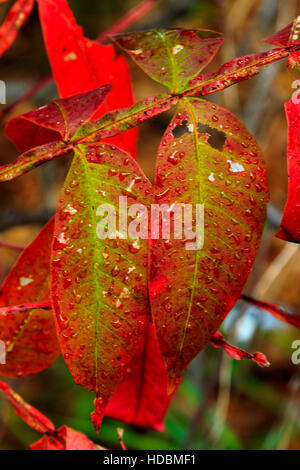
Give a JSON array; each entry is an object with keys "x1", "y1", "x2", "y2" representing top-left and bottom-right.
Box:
[{"x1": 0, "y1": 0, "x2": 300, "y2": 450}]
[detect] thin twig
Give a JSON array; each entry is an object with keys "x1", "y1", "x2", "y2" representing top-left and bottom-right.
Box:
[
  {"x1": 0, "y1": 302, "x2": 52, "y2": 315},
  {"x1": 98, "y1": 0, "x2": 157, "y2": 43},
  {"x1": 0, "y1": 240, "x2": 24, "y2": 251}
]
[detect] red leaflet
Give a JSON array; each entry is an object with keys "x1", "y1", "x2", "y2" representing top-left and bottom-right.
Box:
[
  {"x1": 37, "y1": 0, "x2": 137, "y2": 157},
  {"x1": 210, "y1": 332, "x2": 270, "y2": 367},
  {"x1": 6, "y1": 86, "x2": 112, "y2": 153},
  {"x1": 106, "y1": 322, "x2": 178, "y2": 432},
  {"x1": 263, "y1": 18, "x2": 300, "y2": 68},
  {"x1": 0, "y1": 380, "x2": 55, "y2": 433},
  {"x1": 276, "y1": 99, "x2": 300, "y2": 242},
  {"x1": 30, "y1": 426, "x2": 95, "y2": 450},
  {"x1": 263, "y1": 23, "x2": 294, "y2": 46},
  {"x1": 149, "y1": 98, "x2": 268, "y2": 390},
  {"x1": 0, "y1": 0, "x2": 34, "y2": 57},
  {"x1": 0, "y1": 218, "x2": 60, "y2": 377}
]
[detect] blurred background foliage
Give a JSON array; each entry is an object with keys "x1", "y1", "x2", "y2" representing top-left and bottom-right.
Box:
[{"x1": 0, "y1": 0, "x2": 300, "y2": 450}]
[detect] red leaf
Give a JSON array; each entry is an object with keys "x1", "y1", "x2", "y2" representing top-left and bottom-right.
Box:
[
  {"x1": 37, "y1": 0, "x2": 137, "y2": 157},
  {"x1": 275, "y1": 99, "x2": 300, "y2": 242},
  {"x1": 210, "y1": 331, "x2": 270, "y2": 367},
  {"x1": 0, "y1": 0, "x2": 34, "y2": 57},
  {"x1": 0, "y1": 380, "x2": 55, "y2": 433},
  {"x1": 105, "y1": 322, "x2": 179, "y2": 432},
  {"x1": 6, "y1": 86, "x2": 112, "y2": 153},
  {"x1": 0, "y1": 218, "x2": 60, "y2": 377},
  {"x1": 30, "y1": 426, "x2": 95, "y2": 450},
  {"x1": 149, "y1": 98, "x2": 268, "y2": 391}
]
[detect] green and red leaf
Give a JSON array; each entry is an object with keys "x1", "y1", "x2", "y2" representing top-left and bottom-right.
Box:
[
  {"x1": 111, "y1": 29, "x2": 224, "y2": 93},
  {"x1": 149, "y1": 97, "x2": 269, "y2": 390},
  {"x1": 50, "y1": 143, "x2": 152, "y2": 431}
]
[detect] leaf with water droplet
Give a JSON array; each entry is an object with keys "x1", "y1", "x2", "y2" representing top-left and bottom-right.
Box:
[
  {"x1": 51, "y1": 143, "x2": 152, "y2": 431},
  {"x1": 149, "y1": 97, "x2": 269, "y2": 390},
  {"x1": 111, "y1": 29, "x2": 224, "y2": 93}
]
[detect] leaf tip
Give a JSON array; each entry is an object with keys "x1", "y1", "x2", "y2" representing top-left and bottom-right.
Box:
[
  {"x1": 91, "y1": 396, "x2": 106, "y2": 433},
  {"x1": 253, "y1": 352, "x2": 270, "y2": 368},
  {"x1": 275, "y1": 227, "x2": 299, "y2": 243}
]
